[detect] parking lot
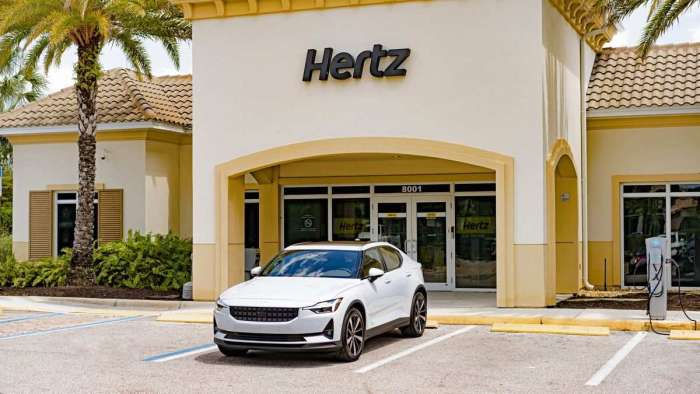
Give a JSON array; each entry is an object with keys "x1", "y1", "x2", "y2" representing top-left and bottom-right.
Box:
[{"x1": 1, "y1": 309, "x2": 698, "y2": 393}]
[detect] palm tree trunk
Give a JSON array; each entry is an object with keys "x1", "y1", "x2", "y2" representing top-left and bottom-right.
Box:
[{"x1": 70, "y1": 39, "x2": 101, "y2": 282}]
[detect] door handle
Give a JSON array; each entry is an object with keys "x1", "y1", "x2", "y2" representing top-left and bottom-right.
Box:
[
  {"x1": 384, "y1": 280, "x2": 392, "y2": 284},
  {"x1": 406, "y1": 273, "x2": 412, "y2": 278}
]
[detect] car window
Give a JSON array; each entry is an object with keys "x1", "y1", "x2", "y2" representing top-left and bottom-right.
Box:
[
  {"x1": 262, "y1": 250, "x2": 362, "y2": 278},
  {"x1": 360, "y1": 248, "x2": 385, "y2": 278},
  {"x1": 380, "y1": 246, "x2": 402, "y2": 271}
]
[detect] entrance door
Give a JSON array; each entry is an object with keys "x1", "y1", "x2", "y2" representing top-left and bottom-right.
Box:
[{"x1": 374, "y1": 196, "x2": 451, "y2": 290}]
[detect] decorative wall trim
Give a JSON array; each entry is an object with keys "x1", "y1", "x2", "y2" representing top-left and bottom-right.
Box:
[{"x1": 170, "y1": 0, "x2": 423, "y2": 20}]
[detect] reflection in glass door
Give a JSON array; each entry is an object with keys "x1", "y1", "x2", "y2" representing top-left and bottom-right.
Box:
[
  {"x1": 377, "y1": 201, "x2": 408, "y2": 253},
  {"x1": 454, "y1": 196, "x2": 497, "y2": 289},
  {"x1": 415, "y1": 201, "x2": 448, "y2": 287}
]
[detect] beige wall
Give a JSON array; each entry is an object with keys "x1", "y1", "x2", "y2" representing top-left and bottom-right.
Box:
[
  {"x1": 11, "y1": 134, "x2": 193, "y2": 259},
  {"x1": 192, "y1": 0, "x2": 549, "y2": 247},
  {"x1": 145, "y1": 140, "x2": 181, "y2": 235},
  {"x1": 179, "y1": 144, "x2": 193, "y2": 238},
  {"x1": 587, "y1": 125, "x2": 700, "y2": 286},
  {"x1": 12, "y1": 140, "x2": 147, "y2": 248}
]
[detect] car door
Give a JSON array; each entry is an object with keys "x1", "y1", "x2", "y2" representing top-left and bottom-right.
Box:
[
  {"x1": 379, "y1": 246, "x2": 410, "y2": 321},
  {"x1": 359, "y1": 247, "x2": 394, "y2": 328}
]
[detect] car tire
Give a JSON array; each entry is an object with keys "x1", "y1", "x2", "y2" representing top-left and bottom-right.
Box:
[
  {"x1": 336, "y1": 307, "x2": 365, "y2": 362},
  {"x1": 401, "y1": 292, "x2": 427, "y2": 338},
  {"x1": 217, "y1": 345, "x2": 248, "y2": 357}
]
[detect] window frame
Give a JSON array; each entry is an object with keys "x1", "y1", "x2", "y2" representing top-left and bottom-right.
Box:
[
  {"x1": 620, "y1": 182, "x2": 700, "y2": 288},
  {"x1": 53, "y1": 191, "x2": 99, "y2": 257}
]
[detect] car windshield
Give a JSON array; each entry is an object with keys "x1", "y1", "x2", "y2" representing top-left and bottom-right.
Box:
[{"x1": 261, "y1": 249, "x2": 362, "y2": 279}]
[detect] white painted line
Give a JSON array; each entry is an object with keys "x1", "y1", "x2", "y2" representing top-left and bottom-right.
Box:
[
  {"x1": 354, "y1": 326, "x2": 476, "y2": 374},
  {"x1": 144, "y1": 343, "x2": 217, "y2": 363},
  {"x1": 585, "y1": 332, "x2": 647, "y2": 387},
  {"x1": 0, "y1": 315, "x2": 143, "y2": 341},
  {"x1": 0, "y1": 312, "x2": 63, "y2": 324}
]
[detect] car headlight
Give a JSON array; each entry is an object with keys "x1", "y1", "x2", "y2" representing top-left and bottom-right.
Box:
[
  {"x1": 303, "y1": 298, "x2": 343, "y2": 314},
  {"x1": 215, "y1": 298, "x2": 227, "y2": 312}
]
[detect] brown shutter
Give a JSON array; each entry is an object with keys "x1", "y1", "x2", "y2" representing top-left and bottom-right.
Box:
[
  {"x1": 29, "y1": 190, "x2": 52, "y2": 259},
  {"x1": 98, "y1": 189, "x2": 123, "y2": 244}
]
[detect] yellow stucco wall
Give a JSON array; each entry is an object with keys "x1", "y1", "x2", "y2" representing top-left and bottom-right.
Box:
[{"x1": 587, "y1": 125, "x2": 700, "y2": 287}]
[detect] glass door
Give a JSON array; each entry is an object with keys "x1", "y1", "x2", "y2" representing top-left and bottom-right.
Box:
[
  {"x1": 413, "y1": 197, "x2": 451, "y2": 290},
  {"x1": 376, "y1": 198, "x2": 410, "y2": 253}
]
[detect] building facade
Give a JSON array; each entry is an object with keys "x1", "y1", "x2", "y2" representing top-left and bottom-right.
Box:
[{"x1": 2, "y1": 0, "x2": 698, "y2": 307}]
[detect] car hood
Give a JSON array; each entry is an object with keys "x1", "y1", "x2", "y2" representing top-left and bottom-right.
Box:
[{"x1": 219, "y1": 277, "x2": 361, "y2": 308}]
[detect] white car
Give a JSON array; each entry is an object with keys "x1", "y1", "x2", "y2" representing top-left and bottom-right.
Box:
[{"x1": 213, "y1": 241, "x2": 427, "y2": 361}]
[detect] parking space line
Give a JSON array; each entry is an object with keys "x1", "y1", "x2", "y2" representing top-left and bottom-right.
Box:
[
  {"x1": 0, "y1": 312, "x2": 63, "y2": 324},
  {"x1": 0, "y1": 315, "x2": 144, "y2": 341},
  {"x1": 143, "y1": 343, "x2": 217, "y2": 363},
  {"x1": 585, "y1": 332, "x2": 647, "y2": 387},
  {"x1": 354, "y1": 326, "x2": 476, "y2": 374}
]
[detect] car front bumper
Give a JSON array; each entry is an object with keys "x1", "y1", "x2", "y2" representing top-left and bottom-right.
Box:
[{"x1": 213, "y1": 306, "x2": 342, "y2": 352}]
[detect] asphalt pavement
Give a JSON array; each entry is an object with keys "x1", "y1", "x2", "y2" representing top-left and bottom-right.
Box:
[{"x1": 1, "y1": 309, "x2": 698, "y2": 393}]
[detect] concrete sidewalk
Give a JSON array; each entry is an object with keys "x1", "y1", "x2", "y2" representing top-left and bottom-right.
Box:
[{"x1": 1, "y1": 294, "x2": 698, "y2": 332}]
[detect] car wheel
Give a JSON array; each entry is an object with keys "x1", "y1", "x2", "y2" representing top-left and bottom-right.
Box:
[
  {"x1": 401, "y1": 292, "x2": 427, "y2": 337},
  {"x1": 336, "y1": 307, "x2": 365, "y2": 362},
  {"x1": 217, "y1": 345, "x2": 248, "y2": 357}
]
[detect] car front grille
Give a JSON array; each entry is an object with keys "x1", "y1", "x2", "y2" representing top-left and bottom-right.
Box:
[{"x1": 229, "y1": 306, "x2": 299, "y2": 322}]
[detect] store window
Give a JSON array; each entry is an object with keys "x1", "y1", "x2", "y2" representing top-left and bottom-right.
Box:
[
  {"x1": 332, "y1": 198, "x2": 370, "y2": 241},
  {"x1": 454, "y1": 196, "x2": 497, "y2": 288},
  {"x1": 283, "y1": 199, "x2": 328, "y2": 247},
  {"x1": 55, "y1": 192, "x2": 98, "y2": 255},
  {"x1": 622, "y1": 183, "x2": 700, "y2": 287}
]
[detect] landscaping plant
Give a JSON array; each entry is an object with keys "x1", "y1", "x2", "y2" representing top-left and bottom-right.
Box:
[{"x1": 93, "y1": 231, "x2": 192, "y2": 291}]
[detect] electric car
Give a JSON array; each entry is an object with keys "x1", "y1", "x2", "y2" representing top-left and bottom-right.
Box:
[{"x1": 213, "y1": 241, "x2": 427, "y2": 362}]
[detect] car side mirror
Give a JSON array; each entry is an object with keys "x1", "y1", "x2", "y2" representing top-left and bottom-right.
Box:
[
  {"x1": 367, "y1": 267, "x2": 385, "y2": 282},
  {"x1": 250, "y1": 266, "x2": 262, "y2": 277}
]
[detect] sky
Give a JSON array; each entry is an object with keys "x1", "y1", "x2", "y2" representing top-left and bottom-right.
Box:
[{"x1": 44, "y1": 5, "x2": 700, "y2": 93}]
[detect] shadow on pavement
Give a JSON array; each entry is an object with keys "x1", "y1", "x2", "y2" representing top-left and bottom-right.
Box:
[{"x1": 193, "y1": 329, "x2": 410, "y2": 368}]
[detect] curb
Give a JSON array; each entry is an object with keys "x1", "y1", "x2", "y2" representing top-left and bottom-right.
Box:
[
  {"x1": 430, "y1": 315, "x2": 699, "y2": 332},
  {"x1": 669, "y1": 330, "x2": 700, "y2": 340},
  {"x1": 0, "y1": 296, "x2": 210, "y2": 311},
  {"x1": 491, "y1": 323, "x2": 610, "y2": 336}
]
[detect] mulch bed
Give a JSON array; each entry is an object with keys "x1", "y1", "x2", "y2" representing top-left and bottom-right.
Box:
[
  {"x1": 0, "y1": 286, "x2": 181, "y2": 300},
  {"x1": 556, "y1": 292, "x2": 700, "y2": 311}
]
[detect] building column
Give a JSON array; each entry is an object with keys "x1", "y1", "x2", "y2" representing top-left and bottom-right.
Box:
[
  {"x1": 226, "y1": 175, "x2": 246, "y2": 290},
  {"x1": 252, "y1": 167, "x2": 280, "y2": 265}
]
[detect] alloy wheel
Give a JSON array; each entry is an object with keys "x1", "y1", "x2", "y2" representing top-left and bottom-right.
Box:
[
  {"x1": 413, "y1": 293, "x2": 427, "y2": 333},
  {"x1": 345, "y1": 312, "x2": 364, "y2": 358}
]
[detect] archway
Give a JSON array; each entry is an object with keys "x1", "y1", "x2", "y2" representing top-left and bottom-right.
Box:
[
  {"x1": 208, "y1": 137, "x2": 517, "y2": 307},
  {"x1": 554, "y1": 155, "x2": 580, "y2": 293},
  {"x1": 546, "y1": 140, "x2": 580, "y2": 298}
]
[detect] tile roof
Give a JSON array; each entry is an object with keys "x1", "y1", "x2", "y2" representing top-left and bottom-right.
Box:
[
  {"x1": 587, "y1": 42, "x2": 700, "y2": 112},
  {"x1": 0, "y1": 68, "x2": 191, "y2": 130}
]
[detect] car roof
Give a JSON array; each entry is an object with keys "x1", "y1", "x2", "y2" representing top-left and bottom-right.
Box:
[{"x1": 284, "y1": 241, "x2": 396, "y2": 252}]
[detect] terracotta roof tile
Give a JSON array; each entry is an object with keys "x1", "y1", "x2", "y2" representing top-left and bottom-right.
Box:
[
  {"x1": 588, "y1": 42, "x2": 700, "y2": 111},
  {"x1": 0, "y1": 68, "x2": 191, "y2": 129}
]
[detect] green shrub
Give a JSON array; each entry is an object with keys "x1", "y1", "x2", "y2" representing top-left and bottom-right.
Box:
[
  {"x1": 0, "y1": 235, "x2": 17, "y2": 286},
  {"x1": 94, "y1": 231, "x2": 192, "y2": 291},
  {"x1": 0, "y1": 248, "x2": 70, "y2": 288}
]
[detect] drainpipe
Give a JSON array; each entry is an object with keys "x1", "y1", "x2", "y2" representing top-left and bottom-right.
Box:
[{"x1": 580, "y1": 31, "x2": 604, "y2": 291}]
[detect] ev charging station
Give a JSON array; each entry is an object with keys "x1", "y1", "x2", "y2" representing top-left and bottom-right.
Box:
[{"x1": 646, "y1": 237, "x2": 671, "y2": 320}]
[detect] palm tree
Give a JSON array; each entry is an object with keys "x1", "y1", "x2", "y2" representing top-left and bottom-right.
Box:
[
  {"x1": 595, "y1": 0, "x2": 700, "y2": 58},
  {"x1": 0, "y1": 51, "x2": 45, "y2": 113},
  {"x1": 0, "y1": 0, "x2": 191, "y2": 280}
]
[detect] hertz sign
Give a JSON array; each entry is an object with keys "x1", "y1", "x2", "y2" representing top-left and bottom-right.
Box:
[{"x1": 303, "y1": 44, "x2": 410, "y2": 82}]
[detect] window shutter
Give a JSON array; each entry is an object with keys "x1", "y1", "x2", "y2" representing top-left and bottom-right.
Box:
[
  {"x1": 29, "y1": 190, "x2": 52, "y2": 259},
  {"x1": 98, "y1": 189, "x2": 123, "y2": 244}
]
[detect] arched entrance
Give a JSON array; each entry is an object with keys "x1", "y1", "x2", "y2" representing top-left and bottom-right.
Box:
[
  {"x1": 207, "y1": 137, "x2": 518, "y2": 307},
  {"x1": 546, "y1": 140, "x2": 580, "y2": 299}
]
